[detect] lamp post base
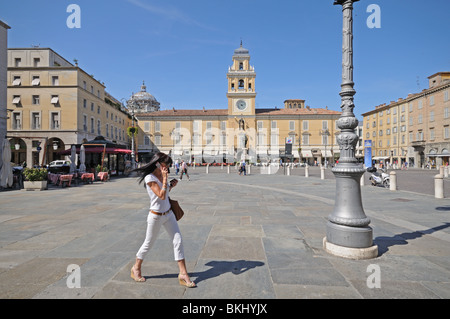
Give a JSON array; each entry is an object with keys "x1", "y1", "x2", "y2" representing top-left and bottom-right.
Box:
[{"x1": 323, "y1": 235, "x2": 378, "y2": 260}]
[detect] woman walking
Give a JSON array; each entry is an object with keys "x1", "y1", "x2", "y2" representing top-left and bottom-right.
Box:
[{"x1": 131, "y1": 152, "x2": 195, "y2": 287}]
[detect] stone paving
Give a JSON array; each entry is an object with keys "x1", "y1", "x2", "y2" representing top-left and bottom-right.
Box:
[{"x1": 0, "y1": 165, "x2": 449, "y2": 299}]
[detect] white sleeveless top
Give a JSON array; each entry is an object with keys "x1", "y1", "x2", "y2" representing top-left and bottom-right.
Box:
[{"x1": 144, "y1": 173, "x2": 170, "y2": 212}]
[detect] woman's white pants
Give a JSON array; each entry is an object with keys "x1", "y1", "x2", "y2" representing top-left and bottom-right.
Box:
[{"x1": 136, "y1": 211, "x2": 185, "y2": 261}]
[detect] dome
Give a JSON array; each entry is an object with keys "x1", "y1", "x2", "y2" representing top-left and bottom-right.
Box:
[
  {"x1": 234, "y1": 41, "x2": 249, "y2": 56},
  {"x1": 131, "y1": 81, "x2": 157, "y2": 102},
  {"x1": 128, "y1": 81, "x2": 160, "y2": 113}
]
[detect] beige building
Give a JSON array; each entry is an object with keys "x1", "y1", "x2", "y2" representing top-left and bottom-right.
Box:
[
  {"x1": 135, "y1": 44, "x2": 341, "y2": 165},
  {"x1": 6, "y1": 48, "x2": 132, "y2": 167},
  {"x1": 362, "y1": 72, "x2": 450, "y2": 168},
  {"x1": 0, "y1": 21, "x2": 10, "y2": 171}
]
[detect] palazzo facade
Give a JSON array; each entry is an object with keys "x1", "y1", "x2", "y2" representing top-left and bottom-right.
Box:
[{"x1": 135, "y1": 44, "x2": 342, "y2": 164}]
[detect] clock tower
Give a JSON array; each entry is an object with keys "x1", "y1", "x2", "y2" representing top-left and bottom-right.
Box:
[{"x1": 227, "y1": 42, "x2": 256, "y2": 116}]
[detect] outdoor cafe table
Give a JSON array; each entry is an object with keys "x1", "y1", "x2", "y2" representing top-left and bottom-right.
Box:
[
  {"x1": 81, "y1": 173, "x2": 94, "y2": 183},
  {"x1": 59, "y1": 174, "x2": 73, "y2": 187},
  {"x1": 97, "y1": 172, "x2": 108, "y2": 181}
]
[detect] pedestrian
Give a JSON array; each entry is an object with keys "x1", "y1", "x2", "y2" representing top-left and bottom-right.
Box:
[
  {"x1": 130, "y1": 152, "x2": 195, "y2": 287},
  {"x1": 175, "y1": 159, "x2": 180, "y2": 175},
  {"x1": 179, "y1": 160, "x2": 190, "y2": 181},
  {"x1": 239, "y1": 160, "x2": 246, "y2": 176}
]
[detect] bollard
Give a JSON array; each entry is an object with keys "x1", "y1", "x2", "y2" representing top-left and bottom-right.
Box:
[
  {"x1": 221, "y1": 163, "x2": 223, "y2": 170},
  {"x1": 360, "y1": 173, "x2": 364, "y2": 186},
  {"x1": 206, "y1": 164, "x2": 209, "y2": 174},
  {"x1": 227, "y1": 165, "x2": 230, "y2": 174},
  {"x1": 305, "y1": 165, "x2": 309, "y2": 178},
  {"x1": 321, "y1": 167, "x2": 325, "y2": 179},
  {"x1": 445, "y1": 166, "x2": 449, "y2": 178},
  {"x1": 287, "y1": 165, "x2": 290, "y2": 176},
  {"x1": 435, "y1": 174, "x2": 444, "y2": 199},
  {"x1": 390, "y1": 171, "x2": 397, "y2": 191},
  {"x1": 440, "y1": 166, "x2": 444, "y2": 176}
]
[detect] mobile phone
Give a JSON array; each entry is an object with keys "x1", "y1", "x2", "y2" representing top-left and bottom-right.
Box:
[
  {"x1": 156, "y1": 162, "x2": 161, "y2": 168},
  {"x1": 169, "y1": 178, "x2": 177, "y2": 187}
]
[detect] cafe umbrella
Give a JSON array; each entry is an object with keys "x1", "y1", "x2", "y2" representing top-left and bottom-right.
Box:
[{"x1": 0, "y1": 138, "x2": 13, "y2": 188}]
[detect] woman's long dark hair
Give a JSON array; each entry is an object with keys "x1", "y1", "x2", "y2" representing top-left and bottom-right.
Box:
[{"x1": 132, "y1": 152, "x2": 173, "y2": 187}]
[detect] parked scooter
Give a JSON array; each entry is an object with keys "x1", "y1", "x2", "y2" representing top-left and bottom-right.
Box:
[{"x1": 367, "y1": 167, "x2": 390, "y2": 188}]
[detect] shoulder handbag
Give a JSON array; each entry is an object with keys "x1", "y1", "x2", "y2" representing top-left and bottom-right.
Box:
[{"x1": 169, "y1": 197, "x2": 184, "y2": 221}]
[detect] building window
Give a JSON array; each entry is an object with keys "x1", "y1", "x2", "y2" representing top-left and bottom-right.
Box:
[
  {"x1": 221, "y1": 121, "x2": 226, "y2": 131},
  {"x1": 106, "y1": 124, "x2": 109, "y2": 137},
  {"x1": 14, "y1": 58, "x2": 21, "y2": 67},
  {"x1": 83, "y1": 81, "x2": 87, "y2": 90},
  {"x1": 430, "y1": 111, "x2": 434, "y2": 122},
  {"x1": 257, "y1": 121, "x2": 263, "y2": 131},
  {"x1": 144, "y1": 122, "x2": 150, "y2": 132},
  {"x1": 445, "y1": 90, "x2": 449, "y2": 101},
  {"x1": 31, "y1": 112, "x2": 41, "y2": 130},
  {"x1": 155, "y1": 135, "x2": 161, "y2": 145},
  {"x1": 33, "y1": 58, "x2": 40, "y2": 67},
  {"x1": 97, "y1": 120, "x2": 101, "y2": 135},
  {"x1": 32, "y1": 95, "x2": 40, "y2": 105},
  {"x1": 429, "y1": 95, "x2": 434, "y2": 106},
  {"x1": 445, "y1": 107, "x2": 449, "y2": 119},
  {"x1": 144, "y1": 135, "x2": 150, "y2": 146},
  {"x1": 444, "y1": 126, "x2": 449, "y2": 139},
  {"x1": 418, "y1": 100, "x2": 423, "y2": 109},
  {"x1": 52, "y1": 76, "x2": 59, "y2": 86},
  {"x1": 409, "y1": 102, "x2": 413, "y2": 112},
  {"x1": 90, "y1": 118, "x2": 94, "y2": 133},
  {"x1": 155, "y1": 121, "x2": 161, "y2": 132},
  {"x1": 31, "y1": 75, "x2": 40, "y2": 86},
  {"x1": 303, "y1": 120, "x2": 309, "y2": 131},
  {"x1": 83, "y1": 99, "x2": 87, "y2": 108},
  {"x1": 430, "y1": 128, "x2": 435, "y2": 140},
  {"x1": 12, "y1": 112, "x2": 22, "y2": 129},
  {"x1": 91, "y1": 102, "x2": 94, "y2": 112},
  {"x1": 51, "y1": 95, "x2": 59, "y2": 105},
  {"x1": 50, "y1": 112, "x2": 60, "y2": 130},
  {"x1": 12, "y1": 76, "x2": 21, "y2": 86},
  {"x1": 83, "y1": 115, "x2": 87, "y2": 131},
  {"x1": 289, "y1": 121, "x2": 295, "y2": 131},
  {"x1": 302, "y1": 134, "x2": 309, "y2": 145},
  {"x1": 271, "y1": 121, "x2": 277, "y2": 130}
]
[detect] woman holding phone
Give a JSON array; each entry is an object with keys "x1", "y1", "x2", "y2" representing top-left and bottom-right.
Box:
[{"x1": 130, "y1": 152, "x2": 195, "y2": 287}]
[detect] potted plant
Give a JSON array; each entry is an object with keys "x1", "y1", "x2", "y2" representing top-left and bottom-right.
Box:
[{"x1": 23, "y1": 167, "x2": 48, "y2": 191}]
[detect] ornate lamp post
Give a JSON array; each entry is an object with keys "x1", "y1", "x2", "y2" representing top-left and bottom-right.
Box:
[
  {"x1": 323, "y1": 0, "x2": 378, "y2": 259},
  {"x1": 124, "y1": 96, "x2": 137, "y2": 171}
]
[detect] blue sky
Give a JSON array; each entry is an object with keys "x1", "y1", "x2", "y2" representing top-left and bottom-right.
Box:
[{"x1": 1, "y1": 0, "x2": 449, "y2": 118}]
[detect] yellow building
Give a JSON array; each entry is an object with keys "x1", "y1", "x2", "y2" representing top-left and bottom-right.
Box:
[
  {"x1": 134, "y1": 43, "x2": 341, "y2": 165},
  {"x1": 7, "y1": 48, "x2": 132, "y2": 167},
  {"x1": 362, "y1": 72, "x2": 450, "y2": 168}
]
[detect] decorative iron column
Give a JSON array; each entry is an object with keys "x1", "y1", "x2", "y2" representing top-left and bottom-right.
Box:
[{"x1": 324, "y1": 0, "x2": 378, "y2": 259}]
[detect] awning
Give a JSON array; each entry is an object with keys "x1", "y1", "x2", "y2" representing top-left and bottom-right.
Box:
[
  {"x1": 12, "y1": 78, "x2": 21, "y2": 86},
  {"x1": 51, "y1": 96, "x2": 59, "y2": 104},
  {"x1": 301, "y1": 150, "x2": 313, "y2": 158},
  {"x1": 59, "y1": 147, "x2": 132, "y2": 155},
  {"x1": 12, "y1": 97, "x2": 21, "y2": 104},
  {"x1": 32, "y1": 78, "x2": 40, "y2": 86},
  {"x1": 372, "y1": 156, "x2": 389, "y2": 160}
]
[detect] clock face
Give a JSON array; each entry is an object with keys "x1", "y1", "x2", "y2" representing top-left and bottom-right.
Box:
[{"x1": 236, "y1": 100, "x2": 247, "y2": 111}]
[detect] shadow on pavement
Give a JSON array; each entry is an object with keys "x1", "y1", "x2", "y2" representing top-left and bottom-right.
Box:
[{"x1": 374, "y1": 222, "x2": 450, "y2": 255}]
